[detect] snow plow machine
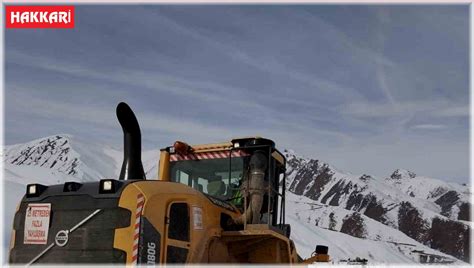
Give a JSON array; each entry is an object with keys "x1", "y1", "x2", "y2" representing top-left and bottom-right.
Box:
[{"x1": 9, "y1": 102, "x2": 329, "y2": 265}]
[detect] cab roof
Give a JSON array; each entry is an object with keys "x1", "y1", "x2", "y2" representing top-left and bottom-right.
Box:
[{"x1": 163, "y1": 137, "x2": 285, "y2": 166}]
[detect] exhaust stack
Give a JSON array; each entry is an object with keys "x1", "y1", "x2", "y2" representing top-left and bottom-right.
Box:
[
  {"x1": 116, "y1": 102, "x2": 146, "y2": 181},
  {"x1": 234, "y1": 151, "x2": 267, "y2": 225}
]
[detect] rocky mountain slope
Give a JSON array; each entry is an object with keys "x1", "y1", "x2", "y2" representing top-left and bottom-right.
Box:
[
  {"x1": 3, "y1": 135, "x2": 118, "y2": 183},
  {"x1": 3, "y1": 135, "x2": 159, "y2": 184},
  {"x1": 284, "y1": 149, "x2": 471, "y2": 263},
  {"x1": 2, "y1": 135, "x2": 471, "y2": 264}
]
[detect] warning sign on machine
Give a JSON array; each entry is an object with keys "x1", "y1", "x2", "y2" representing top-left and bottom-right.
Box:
[{"x1": 24, "y1": 203, "x2": 51, "y2": 245}]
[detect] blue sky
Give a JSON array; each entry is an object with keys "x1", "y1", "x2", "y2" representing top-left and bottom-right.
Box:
[{"x1": 5, "y1": 5, "x2": 469, "y2": 183}]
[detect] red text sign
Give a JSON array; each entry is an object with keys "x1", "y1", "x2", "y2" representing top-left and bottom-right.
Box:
[
  {"x1": 6, "y1": 6, "x2": 75, "y2": 29},
  {"x1": 24, "y1": 203, "x2": 51, "y2": 245}
]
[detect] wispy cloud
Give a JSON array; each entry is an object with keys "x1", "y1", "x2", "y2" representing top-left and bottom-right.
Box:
[
  {"x1": 341, "y1": 100, "x2": 469, "y2": 120},
  {"x1": 5, "y1": 5, "x2": 469, "y2": 183},
  {"x1": 432, "y1": 106, "x2": 470, "y2": 118},
  {"x1": 410, "y1": 124, "x2": 447, "y2": 130},
  {"x1": 375, "y1": 7, "x2": 397, "y2": 105}
]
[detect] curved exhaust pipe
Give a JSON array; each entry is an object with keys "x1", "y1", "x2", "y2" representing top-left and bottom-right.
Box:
[{"x1": 116, "y1": 102, "x2": 146, "y2": 181}]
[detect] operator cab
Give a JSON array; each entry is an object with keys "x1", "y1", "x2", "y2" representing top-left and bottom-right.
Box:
[{"x1": 159, "y1": 137, "x2": 287, "y2": 231}]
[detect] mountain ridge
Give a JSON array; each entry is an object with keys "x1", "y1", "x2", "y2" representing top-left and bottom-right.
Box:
[{"x1": 284, "y1": 149, "x2": 471, "y2": 263}]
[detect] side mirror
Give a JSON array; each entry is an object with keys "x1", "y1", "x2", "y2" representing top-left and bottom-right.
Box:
[
  {"x1": 315, "y1": 245, "x2": 328, "y2": 255},
  {"x1": 302, "y1": 244, "x2": 330, "y2": 264},
  {"x1": 312, "y1": 245, "x2": 329, "y2": 262}
]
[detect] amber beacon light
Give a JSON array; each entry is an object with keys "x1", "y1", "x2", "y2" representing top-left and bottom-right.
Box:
[{"x1": 173, "y1": 141, "x2": 193, "y2": 155}]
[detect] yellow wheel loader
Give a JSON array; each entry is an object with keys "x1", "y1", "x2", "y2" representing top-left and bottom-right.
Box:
[{"x1": 9, "y1": 102, "x2": 329, "y2": 264}]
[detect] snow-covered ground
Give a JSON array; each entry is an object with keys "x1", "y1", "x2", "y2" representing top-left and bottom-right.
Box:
[{"x1": 286, "y1": 192, "x2": 461, "y2": 263}]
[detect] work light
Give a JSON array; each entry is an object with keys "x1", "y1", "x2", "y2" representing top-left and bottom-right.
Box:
[
  {"x1": 99, "y1": 179, "x2": 122, "y2": 194},
  {"x1": 26, "y1": 184, "x2": 47, "y2": 198},
  {"x1": 103, "y1": 180, "x2": 113, "y2": 191},
  {"x1": 28, "y1": 185, "x2": 36, "y2": 195}
]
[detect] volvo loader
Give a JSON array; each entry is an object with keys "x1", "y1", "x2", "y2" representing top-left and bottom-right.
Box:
[{"x1": 9, "y1": 102, "x2": 329, "y2": 264}]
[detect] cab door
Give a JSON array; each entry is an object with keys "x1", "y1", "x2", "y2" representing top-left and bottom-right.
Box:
[{"x1": 164, "y1": 202, "x2": 191, "y2": 263}]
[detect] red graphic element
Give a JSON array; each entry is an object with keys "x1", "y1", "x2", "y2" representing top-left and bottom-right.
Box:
[
  {"x1": 132, "y1": 193, "x2": 145, "y2": 263},
  {"x1": 170, "y1": 150, "x2": 250, "y2": 162},
  {"x1": 6, "y1": 6, "x2": 75, "y2": 29}
]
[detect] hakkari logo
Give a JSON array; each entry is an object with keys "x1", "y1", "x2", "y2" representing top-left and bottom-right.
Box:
[{"x1": 6, "y1": 6, "x2": 75, "y2": 29}]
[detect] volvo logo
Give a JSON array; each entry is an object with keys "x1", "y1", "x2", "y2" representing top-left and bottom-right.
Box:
[{"x1": 55, "y1": 230, "x2": 69, "y2": 247}]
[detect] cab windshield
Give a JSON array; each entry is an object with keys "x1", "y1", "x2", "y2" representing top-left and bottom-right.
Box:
[{"x1": 169, "y1": 155, "x2": 249, "y2": 201}]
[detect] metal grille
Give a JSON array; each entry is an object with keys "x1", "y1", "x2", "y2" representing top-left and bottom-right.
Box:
[{"x1": 10, "y1": 195, "x2": 130, "y2": 264}]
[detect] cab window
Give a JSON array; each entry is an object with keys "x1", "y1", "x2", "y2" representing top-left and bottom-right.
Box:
[{"x1": 169, "y1": 155, "x2": 248, "y2": 201}]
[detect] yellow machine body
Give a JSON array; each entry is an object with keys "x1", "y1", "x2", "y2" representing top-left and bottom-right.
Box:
[
  {"x1": 112, "y1": 138, "x2": 299, "y2": 264},
  {"x1": 113, "y1": 180, "x2": 298, "y2": 263}
]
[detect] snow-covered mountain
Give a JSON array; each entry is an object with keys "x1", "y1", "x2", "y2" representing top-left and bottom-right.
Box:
[
  {"x1": 386, "y1": 169, "x2": 470, "y2": 221},
  {"x1": 284, "y1": 149, "x2": 471, "y2": 263},
  {"x1": 3, "y1": 135, "x2": 118, "y2": 183},
  {"x1": 2, "y1": 135, "x2": 471, "y2": 264},
  {"x1": 3, "y1": 135, "x2": 159, "y2": 184}
]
